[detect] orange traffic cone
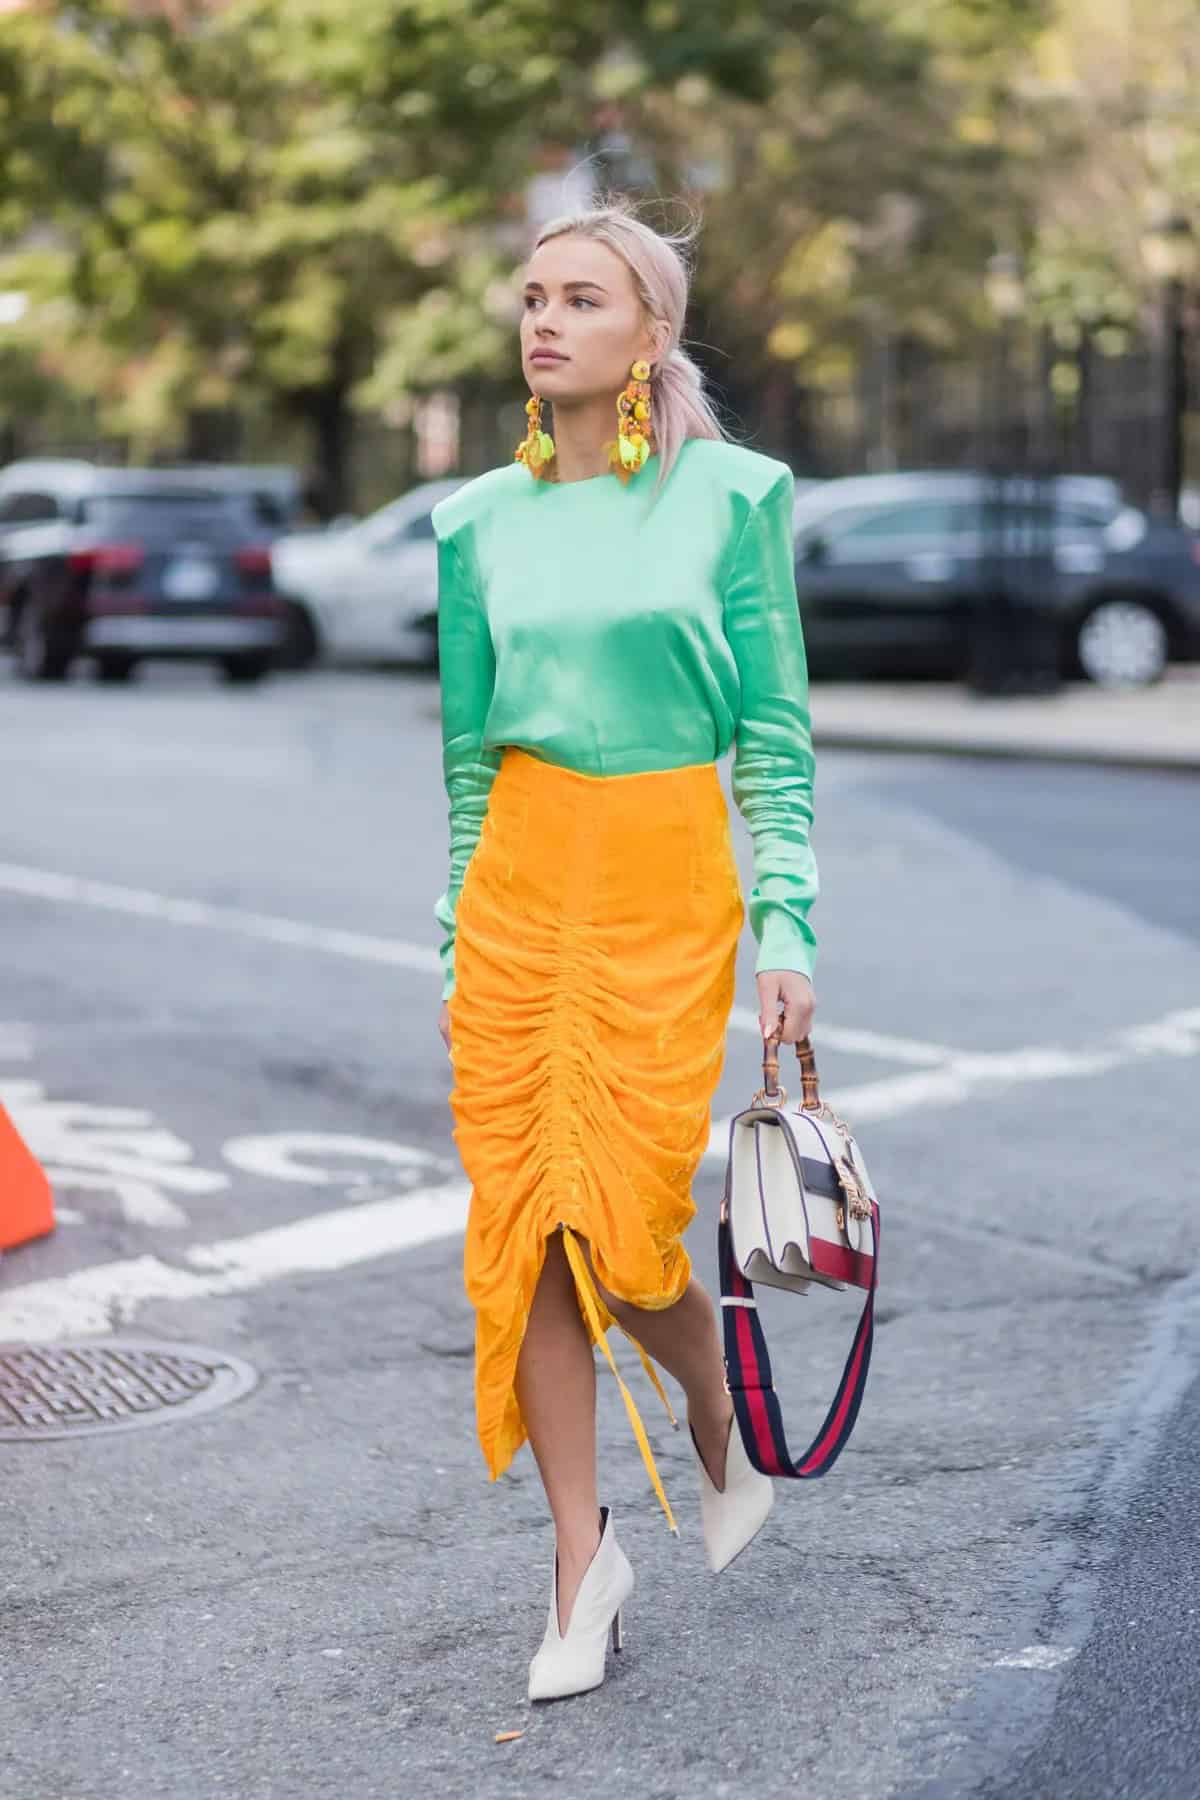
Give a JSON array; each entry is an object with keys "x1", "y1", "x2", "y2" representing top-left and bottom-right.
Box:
[{"x1": 0, "y1": 1101, "x2": 55, "y2": 1251}]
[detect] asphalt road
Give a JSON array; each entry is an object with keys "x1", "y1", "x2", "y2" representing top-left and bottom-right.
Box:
[{"x1": 1, "y1": 660, "x2": 1198, "y2": 1800}]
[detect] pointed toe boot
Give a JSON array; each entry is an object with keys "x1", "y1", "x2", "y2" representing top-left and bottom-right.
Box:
[{"x1": 527, "y1": 1507, "x2": 634, "y2": 1703}]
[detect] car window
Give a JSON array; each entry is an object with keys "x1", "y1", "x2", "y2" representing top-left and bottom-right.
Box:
[
  {"x1": 356, "y1": 501, "x2": 408, "y2": 547},
  {"x1": 830, "y1": 501, "x2": 955, "y2": 542},
  {"x1": 801, "y1": 500, "x2": 956, "y2": 556},
  {"x1": 76, "y1": 492, "x2": 250, "y2": 532},
  {"x1": 0, "y1": 490, "x2": 60, "y2": 525},
  {"x1": 965, "y1": 500, "x2": 1111, "y2": 539},
  {"x1": 365, "y1": 511, "x2": 436, "y2": 552},
  {"x1": 247, "y1": 491, "x2": 287, "y2": 528},
  {"x1": 1055, "y1": 505, "x2": 1110, "y2": 536}
]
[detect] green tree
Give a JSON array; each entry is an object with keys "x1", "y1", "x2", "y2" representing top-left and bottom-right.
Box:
[{"x1": 0, "y1": 0, "x2": 780, "y2": 504}]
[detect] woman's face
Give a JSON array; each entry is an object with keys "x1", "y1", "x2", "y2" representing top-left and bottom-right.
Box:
[{"x1": 520, "y1": 234, "x2": 665, "y2": 406}]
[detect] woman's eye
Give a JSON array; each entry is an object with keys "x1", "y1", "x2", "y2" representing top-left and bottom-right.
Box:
[{"x1": 521, "y1": 293, "x2": 596, "y2": 311}]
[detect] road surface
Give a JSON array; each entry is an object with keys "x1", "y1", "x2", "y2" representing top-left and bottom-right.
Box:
[{"x1": 2, "y1": 663, "x2": 1198, "y2": 1800}]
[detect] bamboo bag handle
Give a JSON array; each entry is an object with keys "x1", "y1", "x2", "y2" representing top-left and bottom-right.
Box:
[{"x1": 757, "y1": 1030, "x2": 822, "y2": 1111}]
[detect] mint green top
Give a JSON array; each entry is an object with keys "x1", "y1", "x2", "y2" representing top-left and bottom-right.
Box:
[{"x1": 431, "y1": 437, "x2": 818, "y2": 1001}]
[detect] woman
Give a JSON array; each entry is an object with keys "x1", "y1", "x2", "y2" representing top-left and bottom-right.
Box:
[{"x1": 432, "y1": 201, "x2": 818, "y2": 1703}]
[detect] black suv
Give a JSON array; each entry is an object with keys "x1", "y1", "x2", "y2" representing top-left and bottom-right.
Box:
[
  {"x1": 792, "y1": 471, "x2": 1200, "y2": 686},
  {"x1": 0, "y1": 460, "x2": 287, "y2": 683}
]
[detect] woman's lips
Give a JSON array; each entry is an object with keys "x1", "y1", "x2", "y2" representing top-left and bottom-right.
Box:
[{"x1": 530, "y1": 350, "x2": 567, "y2": 363}]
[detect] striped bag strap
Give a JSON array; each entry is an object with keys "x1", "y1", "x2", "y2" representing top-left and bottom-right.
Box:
[{"x1": 717, "y1": 1202, "x2": 880, "y2": 1480}]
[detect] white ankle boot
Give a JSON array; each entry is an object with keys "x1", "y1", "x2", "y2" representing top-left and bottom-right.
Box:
[
  {"x1": 692, "y1": 1414, "x2": 774, "y2": 1573},
  {"x1": 527, "y1": 1507, "x2": 634, "y2": 1703}
]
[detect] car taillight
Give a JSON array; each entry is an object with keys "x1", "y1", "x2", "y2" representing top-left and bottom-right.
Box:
[
  {"x1": 236, "y1": 546, "x2": 273, "y2": 577},
  {"x1": 69, "y1": 543, "x2": 144, "y2": 575}
]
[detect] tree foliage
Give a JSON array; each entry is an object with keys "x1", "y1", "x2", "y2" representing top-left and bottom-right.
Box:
[{"x1": 1, "y1": 0, "x2": 1189, "y2": 495}]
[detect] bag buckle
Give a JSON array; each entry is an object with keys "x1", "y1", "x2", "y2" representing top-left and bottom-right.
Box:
[{"x1": 723, "y1": 1363, "x2": 773, "y2": 1396}]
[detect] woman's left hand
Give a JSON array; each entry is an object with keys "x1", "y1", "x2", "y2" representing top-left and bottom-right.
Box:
[{"x1": 756, "y1": 970, "x2": 815, "y2": 1045}]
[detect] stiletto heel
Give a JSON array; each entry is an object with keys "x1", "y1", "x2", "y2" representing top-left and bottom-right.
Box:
[
  {"x1": 527, "y1": 1507, "x2": 634, "y2": 1702},
  {"x1": 691, "y1": 1414, "x2": 774, "y2": 1573},
  {"x1": 611, "y1": 1609, "x2": 624, "y2": 1654}
]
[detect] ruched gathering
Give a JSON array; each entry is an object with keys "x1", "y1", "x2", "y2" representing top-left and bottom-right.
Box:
[{"x1": 447, "y1": 747, "x2": 744, "y2": 1519}]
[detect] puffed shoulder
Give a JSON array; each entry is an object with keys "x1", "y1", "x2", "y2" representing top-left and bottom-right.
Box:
[
  {"x1": 673, "y1": 438, "x2": 794, "y2": 508},
  {"x1": 432, "y1": 463, "x2": 527, "y2": 541}
]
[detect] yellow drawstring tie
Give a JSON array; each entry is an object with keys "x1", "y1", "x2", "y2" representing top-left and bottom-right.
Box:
[{"x1": 560, "y1": 1225, "x2": 679, "y2": 1535}]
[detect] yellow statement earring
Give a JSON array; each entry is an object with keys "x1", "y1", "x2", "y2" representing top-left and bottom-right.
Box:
[
  {"x1": 515, "y1": 393, "x2": 556, "y2": 480},
  {"x1": 606, "y1": 359, "x2": 654, "y2": 483}
]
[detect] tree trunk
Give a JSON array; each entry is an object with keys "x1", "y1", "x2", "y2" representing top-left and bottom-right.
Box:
[
  {"x1": 309, "y1": 380, "x2": 352, "y2": 518},
  {"x1": 299, "y1": 331, "x2": 357, "y2": 518}
]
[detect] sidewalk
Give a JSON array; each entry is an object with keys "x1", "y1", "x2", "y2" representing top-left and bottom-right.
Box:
[{"x1": 810, "y1": 668, "x2": 1199, "y2": 771}]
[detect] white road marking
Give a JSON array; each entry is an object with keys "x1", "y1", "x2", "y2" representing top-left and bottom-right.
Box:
[
  {"x1": 0, "y1": 1080, "x2": 229, "y2": 1228},
  {"x1": 704, "y1": 1007, "x2": 1200, "y2": 1157},
  {"x1": 994, "y1": 1646, "x2": 1077, "y2": 1671},
  {"x1": 6, "y1": 1001, "x2": 1197, "y2": 1340},
  {"x1": 0, "y1": 1181, "x2": 472, "y2": 1341},
  {"x1": 4, "y1": 864, "x2": 1198, "y2": 1340},
  {"x1": 222, "y1": 1133, "x2": 448, "y2": 1187},
  {"x1": 728, "y1": 1008, "x2": 955, "y2": 1063},
  {"x1": 0, "y1": 862, "x2": 970, "y2": 1057},
  {"x1": 32, "y1": 1168, "x2": 190, "y2": 1231},
  {"x1": 0, "y1": 862, "x2": 440, "y2": 975},
  {"x1": 2, "y1": 1058, "x2": 450, "y2": 1231}
]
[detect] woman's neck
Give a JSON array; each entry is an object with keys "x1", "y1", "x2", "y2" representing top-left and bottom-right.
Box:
[{"x1": 550, "y1": 396, "x2": 617, "y2": 483}]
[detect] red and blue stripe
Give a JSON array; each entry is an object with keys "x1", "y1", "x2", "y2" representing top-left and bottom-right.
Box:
[{"x1": 718, "y1": 1202, "x2": 879, "y2": 1480}]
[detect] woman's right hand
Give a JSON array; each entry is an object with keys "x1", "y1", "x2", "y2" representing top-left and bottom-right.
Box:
[{"x1": 438, "y1": 1002, "x2": 451, "y2": 1052}]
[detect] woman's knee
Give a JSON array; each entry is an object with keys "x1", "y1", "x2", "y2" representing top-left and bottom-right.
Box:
[
  {"x1": 551, "y1": 1231, "x2": 632, "y2": 1321},
  {"x1": 593, "y1": 1272, "x2": 637, "y2": 1324}
]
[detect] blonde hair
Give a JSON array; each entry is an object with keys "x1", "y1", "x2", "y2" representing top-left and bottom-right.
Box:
[{"x1": 532, "y1": 199, "x2": 726, "y2": 483}]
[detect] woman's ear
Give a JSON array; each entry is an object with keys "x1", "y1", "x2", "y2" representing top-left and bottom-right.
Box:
[{"x1": 641, "y1": 320, "x2": 670, "y2": 370}]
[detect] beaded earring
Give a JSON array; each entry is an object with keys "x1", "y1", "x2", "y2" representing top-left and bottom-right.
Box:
[
  {"x1": 514, "y1": 393, "x2": 556, "y2": 479},
  {"x1": 606, "y1": 359, "x2": 654, "y2": 483}
]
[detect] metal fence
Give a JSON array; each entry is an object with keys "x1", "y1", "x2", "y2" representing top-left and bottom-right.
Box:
[{"x1": 774, "y1": 331, "x2": 1182, "y2": 517}]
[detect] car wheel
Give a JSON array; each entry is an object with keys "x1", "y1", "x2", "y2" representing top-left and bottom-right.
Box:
[
  {"x1": 218, "y1": 654, "x2": 272, "y2": 685},
  {"x1": 14, "y1": 596, "x2": 73, "y2": 682},
  {"x1": 1075, "y1": 598, "x2": 1169, "y2": 687},
  {"x1": 276, "y1": 600, "x2": 320, "y2": 670},
  {"x1": 95, "y1": 654, "x2": 139, "y2": 684}
]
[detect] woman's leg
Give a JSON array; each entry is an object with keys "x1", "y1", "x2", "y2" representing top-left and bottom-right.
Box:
[
  {"x1": 515, "y1": 1231, "x2": 602, "y2": 1633},
  {"x1": 596, "y1": 1272, "x2": 735, "y2": 1491}
]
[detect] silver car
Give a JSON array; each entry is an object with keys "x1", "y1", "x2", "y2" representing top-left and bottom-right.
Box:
[{"x1": 271, "y1": 479, "x2": 464, "y2": 667}]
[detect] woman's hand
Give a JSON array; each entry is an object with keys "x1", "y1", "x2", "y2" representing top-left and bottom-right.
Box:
[
  {"x1": 756, "y1": 970, "x2": 815, "y2": 1045},
  {"x1": 438, "y1": 1002, "x2": 451, "y2": 1052}
]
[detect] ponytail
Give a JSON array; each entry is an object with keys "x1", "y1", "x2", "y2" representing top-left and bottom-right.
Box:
[{"x1": 651, "y1": 345, "x2": 724, "y2": 484}]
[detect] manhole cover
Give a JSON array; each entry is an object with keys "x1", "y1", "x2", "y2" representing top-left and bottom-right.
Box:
[{"x1": 0, "y1": 1340, "x2": 259, "y2": 1440}]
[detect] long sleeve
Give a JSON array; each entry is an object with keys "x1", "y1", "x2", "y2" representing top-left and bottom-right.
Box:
[
  {"x1": 724, "y1": 468, "x2": 819, "y2": 981},
  {"x1": 433, "y1": 530, "x2": 501, "y2": 1000}
]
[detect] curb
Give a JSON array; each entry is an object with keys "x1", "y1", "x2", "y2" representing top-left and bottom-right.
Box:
[{"x1": 810, "y1": 726, "x2": 1200, "y2": 775}]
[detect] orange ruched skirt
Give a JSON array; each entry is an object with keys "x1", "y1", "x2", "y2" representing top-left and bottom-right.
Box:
[{"x1": 447, "y1": 747, "x2": 744, "y2": 1525}]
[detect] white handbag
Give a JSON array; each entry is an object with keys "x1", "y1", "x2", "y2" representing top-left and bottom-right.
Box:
[{"x1": 718, "y1": 1031, "x2": 880, "y2": 1479}]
